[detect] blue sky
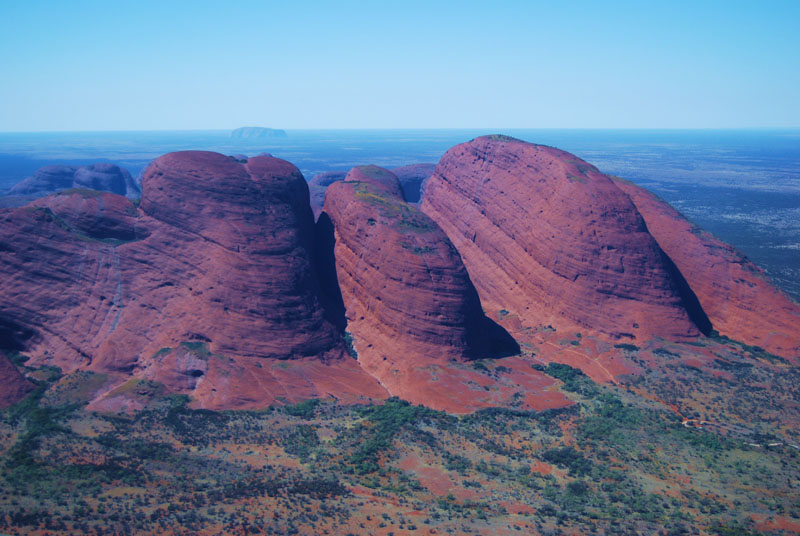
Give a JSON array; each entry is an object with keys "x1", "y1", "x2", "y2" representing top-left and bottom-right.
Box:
[{"x1": 1, "y1": 0, "x2": 798, "y2": 131}]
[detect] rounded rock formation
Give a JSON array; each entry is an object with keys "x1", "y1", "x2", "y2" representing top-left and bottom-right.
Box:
[
  {"x1": 135, "y1": 151, "x2": 344, "y2": 364},
  {"x1": 613, "y1": 177, "x2": 800, "y2": 361},
  {"x1": 0, "y1": 151, "x2": 386, "y2": 408},
  {"x1": 318, "y1": 165, "x2": 514, "y2": 400},
  {"x1": 421, "y1": 135, "x2": 703, "y2": 342}
]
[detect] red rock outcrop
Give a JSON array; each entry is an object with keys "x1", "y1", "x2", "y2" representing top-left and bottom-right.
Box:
[
  {"x1": 343, "y1": 165, "x2": 405, "y2": 198},
  {"x1": 390, "y1": 163, "x2": 436, "y2": 203},
  {"x1": 613, "y1": 177, "x2": 800, "y2": 361},
  {"x1": 421, "y1": 135, "x2": 703, "y2": 342},
  {"x1": 318, "y1": 165, "x2": 517, "y2": 404},
  {"x1": 28, "y1": 189, "x2": 144, "y2": 241},
  {"x1": 4, "y1": 138, "x2": 795, "y2": 413},
  {"x1": 0, "y1": 351, "x2": 33, "y2": 408},
  {"x1": 0, "y1": 153, "x2": 387, "y2": 408},
  {"x1": 131, "y1": 151, "x2": 346, "y2": 365}
]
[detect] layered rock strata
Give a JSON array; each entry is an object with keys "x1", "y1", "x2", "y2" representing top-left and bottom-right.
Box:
[
  {"x1": 319, "y1": 165, "x2": 514, "y2": 398},
  {"x1": 421, "y1": 136, "x2": 704, "y2": 342},
  {"x1": 614, "y1": 178, "x2": 800, "y2": 360},
  {"x1": 0, "y1": 152, "x2": 386, "y2": 408}
]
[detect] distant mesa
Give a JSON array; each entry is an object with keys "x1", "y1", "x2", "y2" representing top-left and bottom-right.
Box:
[
  {"x1": 230, "y1": 127, "x2": 288, "y2": 139},
  {"x1": 4, "y1": 163, "x2": 140, "y2": 206}
]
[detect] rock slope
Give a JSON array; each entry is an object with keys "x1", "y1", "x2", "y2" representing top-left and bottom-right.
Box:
[
  {"x1": 308, "y1": 164, "x2": 434, "y2": 220},
  {"x1": 0, "y1": 152, "x2": 385, "y2": 408},
  {"x1": 319, "y1": 165, "x2": 517, "y2": 403},
  {"x1": 613, "y1": 177, "x2": 800, "y2": 361},
  {"x1": 2, "y1": 137, "x2": 797, "y2": 412},
  {"x1": 421, "y1": 136, "x2": 704, "y2": 342}
]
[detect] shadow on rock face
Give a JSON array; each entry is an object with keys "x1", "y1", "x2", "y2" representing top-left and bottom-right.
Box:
[
  {"x1": 659, "y1": 249, "x2": 713, "y2": 336},
  {"x1": 0, "y1": 315, "x2": 37, "y2": 353},
  {"x1": 315, "y1": 204, "x2": 519, "y2": 361},
  {"x1": 314, "y1": 212, "x2": 347, "y2": 331},
  {"x1": 480, "y1": 317, "x2": 521, "y2": 359}
]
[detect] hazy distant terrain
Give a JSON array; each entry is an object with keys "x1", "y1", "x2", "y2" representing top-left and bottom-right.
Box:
[{"x1": 1, "y1": 129, "x2": 798, "y2": 299}]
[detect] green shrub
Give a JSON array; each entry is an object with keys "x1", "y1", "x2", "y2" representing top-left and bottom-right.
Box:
[
  {"x1": 284, "y1": 399, "x2": 320, "y2": 419},
  {"x1": 542, "y1": 447, "x2": 593, "y2": 476},
  {"x1": 545, "y1": 363, "x2": 599, "y2": 396},
  {"x1": 343, "y1": 332, "x2": 358, "y2": 359}
]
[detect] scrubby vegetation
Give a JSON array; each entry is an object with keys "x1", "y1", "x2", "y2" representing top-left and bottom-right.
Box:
[{"x1": 1, "y1": 352, "x2": 797, "y2": 536}]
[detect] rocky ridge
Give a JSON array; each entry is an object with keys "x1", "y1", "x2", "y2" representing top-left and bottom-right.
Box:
[
  {"x1": 1, "y1": 137, "x2": 797, "y2": 413},
  {"x1": 318, "y1": 165, "x2": 532, "y2": 410},
  {"x1": 0, "y1": 152, "x2": 385, "y2": 409},
  {"x1": 421, "y1": 136, "x2": 704, "y2": 343},
  {"x1": 613, "y1": 177, "x2": 800, "y2": 362}
]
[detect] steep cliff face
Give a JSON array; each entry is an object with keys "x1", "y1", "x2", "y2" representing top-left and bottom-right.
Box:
[
  {"x1": 133, "y1": 151, "x2": 346, "y2": 365},
  {"x1": 318, "y1": 165, "x2": 517, "y2": 403},
  {"x1": 421, "y1": 136, "x2": 703, "y2": 342},
  {"x1": 613, "y1": 178, "x2": 800, "y2": 361},
  {"x1": 2, "y1": 138, "x2": 796, "y2": 413},
  {"x1": 0, "y1": 152, "x2": 386, "y2": 409}
]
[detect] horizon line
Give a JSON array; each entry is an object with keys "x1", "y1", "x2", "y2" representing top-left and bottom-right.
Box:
[{"x1": 2, "y1": 126, "x2": 800, "y2": 135}]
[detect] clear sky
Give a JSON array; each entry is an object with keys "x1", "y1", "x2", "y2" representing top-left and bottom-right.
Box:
[{"x1": 1, "y1": 0, "x2": 798, "y2": 131}]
